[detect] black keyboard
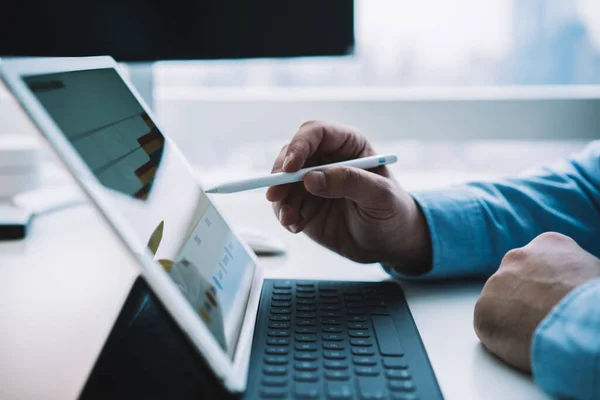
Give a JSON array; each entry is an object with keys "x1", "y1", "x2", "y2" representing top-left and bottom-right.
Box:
[{"x1": 243, "y1": 279, "x2": 444, "y2": 400}]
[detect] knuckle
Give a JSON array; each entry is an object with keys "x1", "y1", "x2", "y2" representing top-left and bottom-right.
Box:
[
  {"x1": 300, "y1": 120, "x2": 318, "y2": 128},
  {"x1": 501, "y1": 248, "x2": 527, "y2": 265},
  {"x1": 536, "y1": 231, "x2": 571, "y2": 243}
]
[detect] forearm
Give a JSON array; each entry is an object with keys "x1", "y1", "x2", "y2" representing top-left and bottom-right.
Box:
[{"x1": 385, "y1": 141, "x2": 600, "y2": 280}]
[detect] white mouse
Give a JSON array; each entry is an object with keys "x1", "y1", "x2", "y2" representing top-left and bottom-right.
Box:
[{"x1": 238, "y1": 229, "x2": 287, "y2": 256}]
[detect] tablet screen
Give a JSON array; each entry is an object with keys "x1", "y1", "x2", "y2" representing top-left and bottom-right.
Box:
[{"x1": 22, "y1": 68, "x2": 255, "y2": 357}]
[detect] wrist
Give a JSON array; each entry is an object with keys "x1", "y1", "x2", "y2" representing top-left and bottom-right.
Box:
[{"x1": 384, "y1": 192, "x2": 433, "y2": 276}]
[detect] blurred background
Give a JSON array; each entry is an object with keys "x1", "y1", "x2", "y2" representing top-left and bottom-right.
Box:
[{"x1": 1, "y1": 0, "x2": 599, "y2": 192}]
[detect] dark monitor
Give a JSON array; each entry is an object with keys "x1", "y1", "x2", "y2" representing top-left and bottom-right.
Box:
[{"x1": 0, "y1": 0, "x2": 354, "y2": 62}]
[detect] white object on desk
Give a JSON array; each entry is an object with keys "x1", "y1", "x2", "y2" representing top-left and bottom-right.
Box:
[
  {"x1": 238, "y1": 228, "x2": 287, "y2": 256},
  {"x1": 205, "y1": 154, "x2": 398, "y2": 194},
  {"x1": 0, "y1": 134, "x2": 42, "y2": 198}
]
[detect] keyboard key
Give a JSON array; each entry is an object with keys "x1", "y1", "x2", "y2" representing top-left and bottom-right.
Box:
[
  {"x1": 353, "y1": 357, "x2": 377, "y2": 366},
  {"x1": 293, "y1": 382, "x2": 319, "y2": 399},
  {"x1": 295, "y1": 352, "x2": 318, "y2": 361},
  {"x1": 318, "y1": 283, "x2": 337, "y2": 291},
  {"x1": 325, "y1": 370, "x2": 350, "y2": 381},
  {"x1": 322, "y1": 326, "x2": 343, "y2": 333},
  {"x1": 267, "y1": 338, "x2": 290, "y2": 346},
  {"x1": 270, "y1": 315, "x2": 291, "y2": 321},
  {"x1": 367, "y1": 300, "x2": 387, "y2": 307},
  {"x1": 323, "y1": 342, "x2": 345, "y2": 350},
  {"x1": 274, "y1": 282, "x2": 292, "y2": 289},
  {"x1": 296, "y1": 327, "x2": 317, "y2": 334},
  {"x1": 296, "y1": 334, "x2": 317, "y2": 342},
  {"x1": 324, "y1": 351, "x2": 346, "y2": 360},
  {"x1": 348, "y1": 322, "x2": 369, "y2": 330},
  {"x1": 260, "y1": 387, "x2": 287, "y2": 398},
  {"x1": 347, "y1": 316, "x2": 367, "y2": 322},
  {"x1": 382, "y1": 357, "x2": 408, "y2": 369},
  {"x1": 272, "y1": 295, "x2": 291, "y2": 301},
  {"x1": 297, "y1": 312, "x2": 316, "y2": 318},
  {"x1": 296, "y1": 305, "x2": 316, "y2": 311},
  {"x1": 351, "y1": 347, "x2": 375, "y2": 356},
  {"x1": 297, "y1": 299, "x2": 316, "y2": 305},
  {"x1": 273, "y1": 289, "x2": 291, "y2": 295},
  {"x1": 357, "y1": 376, "x2": 387, "y2": 399},
  {"x1": 355, "y1": 366, "x2": 380, "y2": 376},
  {"x1": 294, "y1": 361, "x2": 318, "y2": 371},
  {"x1": 262, "y1": 376, "x2": 288, "y2": 387},
  {"x1": 265, "y1": 356, "x2": 289, "y2": 365},
  {"x1": 319, "y1": 292, "x2": 338, "y2": 298},
  {"x1": 271, "y1": 301, "x2": 292, "y2": 307},
  {"x1": 296, "y1": 282, "x2": 315, "y2": 288},
  {"x1": 266, "y1": 347, "x2": 289, "y2": 355},
  {"x1": 345, "y1": 302, "x2": 363, "y2": 308},
  {"x1": 321, "y1": 311, "x2": 342, "y2": 318},
  {"x1": 296, "y1": 287, "x2": 316, "y2": 293},
  {"x1": 271, "y1": 308, "x2": 291, "y2": 314},
  {"x1": 350, "y1": 339, "x2": 373, "y2": 347},
  {"x1": 365, "y1": 294, "x2": 385, "y2": 301},
  {"x1": 296, "y1": 319, "x2": 316, "y2": 326},
  {"x1": 349, "y1": 331, "x2": 371, "y2": 338},
  {"x1": 363, "y1": 288, "x2": 384, "y2": 295},
  {"x1": 268, "y1": 330, "x2": 290, "y2": 337},
  {"x1": 320, "y1": 305, "x2": 341, "y2": 311},
  {"x1": 322, "y1": 334, "x2": 344, "y2": 341},
  {"x1": 372, "y1": 316, "x2": 404, "y2": 356},
  {"x1": 386, "y1": 370, "x2": 411, "y2": 380},
  {"x1": 390, "y1": 393, "x2": 418, "y2": 400},
  {"x1": 343, "y1": 295, "x2": 362, "y2": 302},
  {"x1": 269, "y1": 322, "x2": 291, "y2": 329},
  {"x1": 368, "y1": 308, "x2": 390, "y2": 316},
  {"x1": 388, "y1": 381, "x2": 415, "y2": 392},
  {"x1": 346, "y1": 309, "x2": 366, "y2": 316},
  {"x1": 296, "y1": 304, "x2": 317, "y2": 311},
  {"x1": 321, "y1": 319, "x2": 342, "y2": 325},
  {"x1": 294, "y1": 372, "x2": 318, "y2": 382},
  {"x1": 324, "y1": 360, "x2": 348, "y2": 370},
  {"x1": 296, "y1": 343, "x2": 318, "y2": 351},
  {"x1": 320, "y1": 298, "x2": 340, "y2": 304},
  {"x1": 297, "y1": 293, "x2": 316, "y2": 299},
  {"x1": 326, "y1": 381, "x2": 354, "y2": 399},
  {"x1": 264, "y1": 365, "x2": 288, "y2": 375}
]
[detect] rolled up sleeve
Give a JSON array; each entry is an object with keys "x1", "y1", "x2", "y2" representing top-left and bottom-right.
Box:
[{"x1": 532, "y1": 278, "x2": 600, "y2": 399}]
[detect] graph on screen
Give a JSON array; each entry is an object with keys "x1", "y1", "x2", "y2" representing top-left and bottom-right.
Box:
[{"x1": 68, "y1": 111, "x2": 164, "y2": 200}]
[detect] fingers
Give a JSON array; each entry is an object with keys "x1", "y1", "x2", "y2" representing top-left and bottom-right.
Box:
[
  {"x1": 267, "y1": 144, "x2": 293, "y2": 202},
  {"x1": 275, "y1": 184, "x2": 308, "y2": 233},
  {"x1": 303, "y1": 166, "x2": 396, "y2": 209},
  {"x1": 282, "y1": 121, "x2": 371, "y2": 172}
]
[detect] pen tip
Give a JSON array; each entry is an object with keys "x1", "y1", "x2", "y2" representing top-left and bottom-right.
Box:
[{"x1": 205, "y1": 188, "x2": 217, "y2": 194}]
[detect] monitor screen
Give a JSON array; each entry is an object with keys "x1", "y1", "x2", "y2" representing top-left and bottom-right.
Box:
[
  {"x1": 1, "y1": 0, "x2": 354, "y2": 61},
  {"x1": 22, "y1": 68, "x2": 255, "y2": 356}
]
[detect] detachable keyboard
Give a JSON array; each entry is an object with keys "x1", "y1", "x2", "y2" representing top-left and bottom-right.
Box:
[{"x1": 243, "y1": 279, "x2": 444, "y2": 400}]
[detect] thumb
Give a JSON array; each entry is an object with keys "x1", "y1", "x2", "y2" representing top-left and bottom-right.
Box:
[{"x1": 303, "y1": 166, "x2": 395, "y2": 208}]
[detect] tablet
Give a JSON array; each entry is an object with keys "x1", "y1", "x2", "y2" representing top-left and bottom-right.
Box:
[{"x1": 0, "y1": 56, "x2": 264, "y2": 393}]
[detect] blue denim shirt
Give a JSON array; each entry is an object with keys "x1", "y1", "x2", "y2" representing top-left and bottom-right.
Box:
[{"x1": 386, "y1": 140, "x2": 600, "y2": 399}]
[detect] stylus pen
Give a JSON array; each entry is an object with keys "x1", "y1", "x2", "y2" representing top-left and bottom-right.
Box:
[{"x1": 205, "y1": 154, "x2": 398, "y2": 194}]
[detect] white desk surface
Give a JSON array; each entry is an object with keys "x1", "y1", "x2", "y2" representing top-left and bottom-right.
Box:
[{"x1": 0, "y1": 169, "x2": 551, "y2": 400}]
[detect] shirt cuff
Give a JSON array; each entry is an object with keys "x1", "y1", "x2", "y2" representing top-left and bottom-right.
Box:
[
  {"x1": 532, "y1": 278, "x2": 600, "y2": 399},
  {"x1": 383, "y1": 186, "x2": 498, "y2": 280}
]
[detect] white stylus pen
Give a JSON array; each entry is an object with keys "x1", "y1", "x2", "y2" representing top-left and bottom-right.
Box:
[{"x1": 205, "y1": 154, "x2": 398, "y2": 194}]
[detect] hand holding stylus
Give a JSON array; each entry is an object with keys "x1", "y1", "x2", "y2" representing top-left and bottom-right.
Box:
[{"x1": 265, "y1": 120, "x2": 433, "y2": 276}]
